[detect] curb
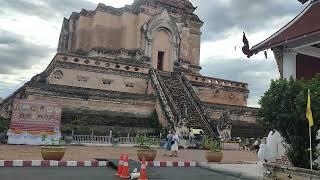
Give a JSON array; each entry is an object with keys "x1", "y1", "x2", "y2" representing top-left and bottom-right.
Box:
[
  {"x1": 0, "y1": 160, "x2": 108, "y2": 167},
  {"x1": 147, "y1": 161, "x2": 197, "y2": 167},
  {"x1": 197, "y1": 163, "x2": 262, "y2": 180},
  {"x1": 0, "y1": 160, "x2": 197, "y2": 168}
]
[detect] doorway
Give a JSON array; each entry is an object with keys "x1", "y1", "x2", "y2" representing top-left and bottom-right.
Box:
[{"x1": 157, "y1": 51, "x2": 164, "y2": 71}]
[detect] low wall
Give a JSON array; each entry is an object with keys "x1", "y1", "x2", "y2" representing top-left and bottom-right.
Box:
[{"x1": 263, "y1": 163, "x2": 320, "y2": 180}]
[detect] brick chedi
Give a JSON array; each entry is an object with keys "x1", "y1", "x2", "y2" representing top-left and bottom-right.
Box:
[{"x1": 0, "y1": 0, "x2": 264, "y2": 138}]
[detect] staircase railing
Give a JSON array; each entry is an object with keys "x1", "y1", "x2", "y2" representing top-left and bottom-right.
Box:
[
  {"x1": 155, "y1": 71, "x2": 181, "y2": 120},
  {"x1": 150, "y1": 69, "x2": 176, "y2": 126},
  {"x1": 178, "y1": 73, "x2": 219, "y2": 139}
]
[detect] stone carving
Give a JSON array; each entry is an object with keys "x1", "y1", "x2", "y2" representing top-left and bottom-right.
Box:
[
  {"x1": 143, "y1": 10, "x2": 180, "y2": 63},
  {"x1": 88, "y1": 48, "x2": 147, "y2": 62},
  {"x1": 177, "y1": 104, "x2": 188, "y2": 128},
  {"x1": 272, "y1": 47, "x2": 284, "y2": 77},
  {"x1": 53, "y1": 69, "x2": 63, "y2": 76},
  {"x1": 217, "y1": 110, "x2": 232, "y2": 141}
]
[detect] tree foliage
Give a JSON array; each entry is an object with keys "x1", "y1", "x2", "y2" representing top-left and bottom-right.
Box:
[
  {"x1": 258, "y1": 76, "x2": 320, "y2": 169},
  {"x1": 0, "y1": 117, "x2": 10, "y2": 133}
]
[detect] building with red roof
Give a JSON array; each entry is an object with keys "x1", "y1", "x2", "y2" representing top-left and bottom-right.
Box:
[{"x1": 243, "y1": 0, "x2": 320, "y2": 80}]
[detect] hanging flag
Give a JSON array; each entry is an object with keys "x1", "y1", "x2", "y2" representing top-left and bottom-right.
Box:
[{"x1": 306, "y1": 89, "x2": 314, "y2": 127}]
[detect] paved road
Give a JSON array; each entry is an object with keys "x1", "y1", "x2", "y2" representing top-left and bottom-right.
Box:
[{"x1": 0, "y1": 167, "x2": 245, "y2": 180}]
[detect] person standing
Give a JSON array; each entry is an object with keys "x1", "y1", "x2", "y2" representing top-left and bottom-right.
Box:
[
  {"x1": 254, "y1": 139, "x2": 260, "y2": 153},
  {"x1": 170, "y1": 131, "x2": 180, "y2": 157},
  {"x1": 164, "y1": 131, "x2": 173, "y2": 156}
]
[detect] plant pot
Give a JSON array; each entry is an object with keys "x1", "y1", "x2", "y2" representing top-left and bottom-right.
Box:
[
  {"x1": 206, "y1": 151, "x2": 223, "y2": 162},
  {"x1": 137, "y1": 149, "x2": 157, "y2": 161},
  {"x1": 41, "y1": 146, "x2": 66, "y2": 161}
]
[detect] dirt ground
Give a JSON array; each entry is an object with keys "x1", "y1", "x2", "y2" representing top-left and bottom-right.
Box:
[{"x1": 0, "y1": 145, "x2": 257, "y2": 163}]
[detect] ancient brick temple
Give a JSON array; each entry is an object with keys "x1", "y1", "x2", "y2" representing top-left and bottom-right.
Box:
[{"x1": 0, "y1": 0, "x2": 263, "y2": 138}]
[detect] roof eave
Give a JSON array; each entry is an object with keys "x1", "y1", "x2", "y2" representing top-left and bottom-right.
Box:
[
  {"x1": 250, "y1": 29, "x2": 320, "y2": 54},
  {"x1": 248, "y1": 1, "x2": 316, "y2": 55}
]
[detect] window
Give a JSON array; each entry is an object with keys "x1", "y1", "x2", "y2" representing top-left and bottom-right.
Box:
[
  {"x1": 78, "y1": 79, "x2": 87, "y2": 82},
  {"x1": 77, "y1": 76, "x2": 88, "y2": 83},
  {"x1": 124, "y1": 81, "x2": 135, "y2": 88},
  {"x1": 102, "y1": 79, "x2": 113, "y2": 85},
  {"x1": 157, "y1": 51, "x2": 164, "y2": 70},
  {"x1": 125, "y1": 83, "x2": 134, "y2": 88},
  {"x1": 84, "y1": 60, "x2": 90, "y2": 64}
]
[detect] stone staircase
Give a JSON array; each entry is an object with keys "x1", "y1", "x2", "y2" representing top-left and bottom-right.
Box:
[{"x1": 150, "y1": 69, "x2": 219, "y2": 139}]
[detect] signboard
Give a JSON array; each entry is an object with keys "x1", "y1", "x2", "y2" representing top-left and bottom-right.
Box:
[{"x1": 7, "y1": 99, "x2": 62, "y2": 145}]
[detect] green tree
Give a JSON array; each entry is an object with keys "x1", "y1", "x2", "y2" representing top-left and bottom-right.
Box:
[
  {"x1": 258, "y1": 76, "x2": 320, "y2": 169},
  {"x1": 0, "y1": 117, "x2": 10, "y2": 133},
  {"x1": 149, "y1": 110, "x2": 162, "y2": 135}
]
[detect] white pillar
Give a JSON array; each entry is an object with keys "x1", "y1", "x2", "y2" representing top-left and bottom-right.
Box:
[{"x1": 283, "y1": 50, "x2": 297, "y2": 79}]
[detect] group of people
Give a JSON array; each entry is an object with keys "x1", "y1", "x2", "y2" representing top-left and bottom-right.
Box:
[
  {"x1": 242, "y1": 138, "x2": 261, "y2": 153},
  {"x1": 163, "y1": 130, "x2": 180, "y2": 157}
]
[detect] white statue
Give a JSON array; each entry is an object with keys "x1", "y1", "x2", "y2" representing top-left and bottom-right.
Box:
[
  {"x1": 258, "y1": 139, "x2": 270, "y2": 162},
  {"x1": 266, "y1": 130, "x2": 286, "y2": 161},
  {"x1": 257, "y1": 130, "x2": 286, "y2": 163}
]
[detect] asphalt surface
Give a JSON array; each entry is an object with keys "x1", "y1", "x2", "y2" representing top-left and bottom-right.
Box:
[{"x1": 0, "y1": 167, "x2": 245, "y2": 180}]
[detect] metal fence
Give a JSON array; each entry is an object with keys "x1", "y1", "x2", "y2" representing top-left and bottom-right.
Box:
[
  {"x1": 118, "y1": 137, "x2": 136, "y2": 144},
  {"x1": 66, "y1": 131, "x2": 161, "y2": 145},
  {"x1": 72, "y1": 135, "x2": 112, "y2": 144}
]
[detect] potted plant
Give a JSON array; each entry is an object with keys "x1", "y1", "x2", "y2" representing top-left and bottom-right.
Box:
[
  {"x1": 205, "y1": 139, "x2": 223, "y2": 162},
  {"x1": 41, "y1": 134, "x2": 66, "y2": 161},
  {"x1": 136, "y1": 134, "x2": 157, "y2": 161}
]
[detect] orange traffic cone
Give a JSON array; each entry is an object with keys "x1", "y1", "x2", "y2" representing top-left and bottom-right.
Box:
[
  {"x1": 139, "y1": 157, "x2": 148, "y2": 180},
  {"x1": 115, "y1": 154, "x2": 124, "y2": 176},
  {"x1": 120, "y1": 154, "x2": 130, "y2": 179}
]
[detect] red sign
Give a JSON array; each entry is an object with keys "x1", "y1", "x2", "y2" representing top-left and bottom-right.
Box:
[{"x1": 10, "y1": 99, "x2": 62, "y2": 133}]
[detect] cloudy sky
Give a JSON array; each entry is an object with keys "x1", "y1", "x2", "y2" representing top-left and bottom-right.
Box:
[{"x1": 0, "y1": 0, "x2": 308, "y2": 106}]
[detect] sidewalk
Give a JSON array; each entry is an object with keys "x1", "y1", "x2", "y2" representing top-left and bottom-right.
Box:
[
  {"x1": 0, "y1": 145, "x2": 257, "y2": 163},
  {"x1": 198, "y1": 162, "x2": 264, "y2": 180}
]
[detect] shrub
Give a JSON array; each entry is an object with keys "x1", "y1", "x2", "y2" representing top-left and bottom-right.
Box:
[
  {"x1": 258, "y1": 76, "x2": 320, "y2": 169},
  {"x1": 136, "y1": 134, "x2": 158, "y2": 149}
]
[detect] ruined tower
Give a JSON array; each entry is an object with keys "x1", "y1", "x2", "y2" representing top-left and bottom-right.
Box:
[{"x1": 0, "y1": 0, "x2": 263, "y2": 138}]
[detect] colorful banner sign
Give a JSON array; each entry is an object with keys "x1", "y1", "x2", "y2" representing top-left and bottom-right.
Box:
[{"x1": 8, "y1": 99, "x2": 62, "y2": 145}]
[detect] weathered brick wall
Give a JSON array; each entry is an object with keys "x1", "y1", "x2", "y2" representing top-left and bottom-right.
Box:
[
  {"x1": 205, "y1": 103, "x2": 257, "y2": 123},
  {"x1": 60, "y1": 1, "x2": 202, "y2": 68},
  {"x1": 48, "y1": 68, "x2": 149, "y2": 95},
  {"x1": 27, "y1": 93, "x2": 155, "y2": 117},
  {"x1": 196, "y1": 87, "x2": 247, "y2": 107},
  {"x1": 185, "y1": 73, "x2": 249, "y2": 107}
]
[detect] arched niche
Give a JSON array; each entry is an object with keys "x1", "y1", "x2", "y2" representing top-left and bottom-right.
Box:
[{"x1": 143, "y1": 10, "x2": 180, "y2": 72}]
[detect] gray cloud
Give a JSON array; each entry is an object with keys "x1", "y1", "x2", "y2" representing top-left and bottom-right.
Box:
[
  {"x1": 0, "y1": 0, "x2": 302, "y2": 103},
  {"x1": 191, "y1": 0, "x2": 306, "y2": 41},
  {"x1": 0, "y1": 30, "x2": 53, "y2": 74},
  {"x1": 0, "y1": 0, "x2": 96, "y2": 21},
  {"x1": 201, "y1": 57, "x2": 280, "y2": 107}
]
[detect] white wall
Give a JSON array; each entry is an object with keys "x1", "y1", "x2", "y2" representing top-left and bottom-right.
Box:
[{"x1": 283, "y1": 51, "x2": 297, "y2": 79}]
